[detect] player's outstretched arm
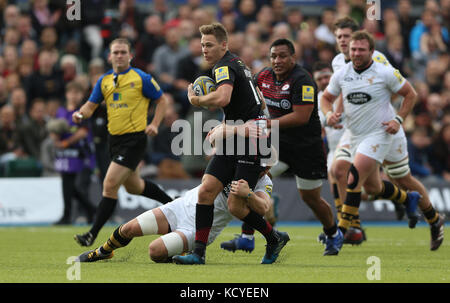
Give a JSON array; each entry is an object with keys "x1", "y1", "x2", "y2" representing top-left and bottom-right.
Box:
[{"x1": 72, "y1": 101, "x2": 99, "y2": 124}]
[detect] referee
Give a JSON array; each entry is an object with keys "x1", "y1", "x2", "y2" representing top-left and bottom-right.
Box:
[{"x1": 72, "y1": 38, "x2": 172, "y2": 247}]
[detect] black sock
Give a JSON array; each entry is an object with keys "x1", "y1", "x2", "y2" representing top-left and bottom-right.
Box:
[
  {"x1": 142, "y1": 180, "x2": 173, "y2": 204},
  {"x1": 89, "y1": 197, "x2": 117, "y2": 237},
  {"x1": 99, "y1": 225, "x2": 131, "y2": 255},
  {"x1": 242, "y1": 210, "x2": 276, "y2": 243},
  {"x1": 241, "y1": 222, "x2": 255, "y2": 236},
  {"x1": 193, "y1": 204, "x2": 214, "y2": 257},
  {"x1": 323, "y1": 223, "x2": 338, "y2": 237}
]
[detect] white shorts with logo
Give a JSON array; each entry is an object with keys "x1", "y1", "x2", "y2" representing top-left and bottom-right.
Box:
[
  {"x1": 350, "y1": 131, "x2": 394, "y2": 164},
  {"x1": 384, "y1": 127, "x2": 408, "y2": 163}
]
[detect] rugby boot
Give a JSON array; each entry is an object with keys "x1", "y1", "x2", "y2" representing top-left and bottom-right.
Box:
[
  {"x1": 74, "y1": 231, "x2": 95, "y2": 247},
  {"x1": 77, "y1": 248, "x2": 113, "y2": 262},
  {"x1": 261, "y1": 230, "x2": 290, "y2": 264},
  {"x1": 172, "y1": 253, "x2": 205, "y2": 265},
  {"x1": 323, "y1": 229, "x2": 344, "y2": 255},
  {"x1": 343, "y1": 227, "x2": 365, "y2": 245},
  {"x1": 220, "y1": 235, "x2": 255, "y2": 253},
  {"x1": 430, "y1": 214, "x2": 445, "y2": 251}
]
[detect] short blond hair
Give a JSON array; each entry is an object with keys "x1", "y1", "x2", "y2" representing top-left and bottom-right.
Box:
[
  {"x1": 109, "y1": 38, "x2": 132, "y2": 52},
  {"x1": 199, "y1": 23, "x2": 228, "y2": 43}
]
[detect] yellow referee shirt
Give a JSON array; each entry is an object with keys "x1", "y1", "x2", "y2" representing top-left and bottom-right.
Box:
[{"x1": 88, "y1": 67, "x2": 163, "y2": 135}]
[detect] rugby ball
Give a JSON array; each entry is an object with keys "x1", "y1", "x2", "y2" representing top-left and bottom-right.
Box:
[{"x1": 193, "y1": 76, "x2": 216, "y2": 96}]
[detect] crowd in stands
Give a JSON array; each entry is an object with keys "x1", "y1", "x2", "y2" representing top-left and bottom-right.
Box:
[{"x1": 0, "y1": 0, "x2": 449, "y2": 182}]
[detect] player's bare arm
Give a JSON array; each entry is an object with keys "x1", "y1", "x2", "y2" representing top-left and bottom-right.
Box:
[
  {"x1": 267, "y1": 104, "x2": 314, "y2": 129},
  {"x1": 146, "y1": 93, "x2": 169, "y2": 136},
  {"x1": 72, "y1": 100, "x2": 99, "y2": 123},
  {"x1": 188, "y1": 82, "x2": 232, "y2": 108},
  {"x1": 320, "y1": 89, "x2": 342, "y2": 128},
  {"x1": 207, "y1": 121, "x2": 262, "y2": 147},
  {"x1": 230, "y1": 179, "x2": 271, "y2": 216},
  {"x1": 382, "y1": 81, "x2": 417, "y2": 134}
]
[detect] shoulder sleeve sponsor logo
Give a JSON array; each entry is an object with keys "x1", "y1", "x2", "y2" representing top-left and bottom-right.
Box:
[
  {"x1": 265, "y1": 185, "x2": 273, "y2": 197},
  {"x1": 346, "y1": 92, "x2": 372, "y2": 105},
  {"x1": 373, "y1": 54, "x2": 388, "y2": 66},
  {"x1": 151, "y1": 78, "x2": 161, "y2": 91},
  {"x1": 215, "y1": 66, "x2": 230, "y2": 83},
  {"x1": 393, "y1": 69, "x2": 404, "y2": 83},
  {"x1": 302, "y1": 85, "x2": 314, "y2": 102}
]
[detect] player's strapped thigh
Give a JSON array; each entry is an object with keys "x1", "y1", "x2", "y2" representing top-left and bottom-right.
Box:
[
  {"x1": 109, "y1": 131, "x2": 147, "y2": 170},
  {"x1": 159, "y1": 231, "x2": 190, "y2": 257},
  {"x1": 136, "y1": 210, "x2": 159, "y2": 235},
  {"x1": 383, "y1": 157, "x2": 410, "y2": 179}
]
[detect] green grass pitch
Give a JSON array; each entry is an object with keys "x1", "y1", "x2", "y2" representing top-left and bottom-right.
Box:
[{"x1": 0, "y1": 224, "x2": 449, "y2": 283}]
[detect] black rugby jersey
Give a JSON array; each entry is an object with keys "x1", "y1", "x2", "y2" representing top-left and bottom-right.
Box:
[
  {"x1": 213, "y1": 51, "x2": 264, "y2": 122},
  {"x1": 255, "y1": 64, "x2": 322, "y2": 146}
]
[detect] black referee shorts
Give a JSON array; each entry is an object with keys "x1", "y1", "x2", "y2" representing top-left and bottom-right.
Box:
[
  {"x1": 278, "y1": 140, "x2": 327, "y2": 180},
  {"x1": 205, "y1": 154, "x2": 265, "y2": 190},
  {"x1": 109, "y1": 131, "x2": 147, "y2": 170}
]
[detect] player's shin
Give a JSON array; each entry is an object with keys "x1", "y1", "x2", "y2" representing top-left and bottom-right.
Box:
[
  {"x1": 99, "y1": 224, "x2": 132, "y2": 255},
  {"x1": 422, "y1": 204, "x2": 440, "y2": 225},
  {"x1": 332, "y1": 183, "x2": 343, "y2": 221},
  {"x1": 193, "y1": 204, "x2": 214, "y2": 258},
  {"x1": 242, "y1": 210, "x2": 277, "y2": 243},
  {"x1": 338, "y1": 191, "x2": 361, "y2": 234}
]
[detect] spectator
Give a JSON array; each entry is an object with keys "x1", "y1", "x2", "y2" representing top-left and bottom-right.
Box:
[
  {"x1": 134, "y1": 14, "x2": 165, "y2": 72},
  {"x1": 1, "y1": 4, "x2": 20, "y2": 33},
  {"x1": 295, "y1": 28, "x2": 318, "y2": 73},
  {"x1": 30, "y1": 0, "x2": 62, "y2": 37},
  {"x1": 235, "y1": 0, "x2": 257, "y2": 32},
  {"x1": 0, "y1": 104, "x2": 22, "y2": 168},
  {"x1": 173, "y1": 35, "x2": 206, "y2": 116},
  {"x1": 2, "y1": 45, "x2": 18, "y2": 77},
  {"x1": 255, "y1": 5, "x2": 274, "y2": 41},
  {"x1": 384, "y1": 34, "x2": 407, "y2": 75},
  {"x1": 217, "y1": 0, "x2": 238, "y2": 22},
  {"x1": 148, "y1": 95, "x2": 190, "y2": 179},
  {"x1": 50, "y1": 81, "x2": 96, "y2": 224},
  {"x1": 39, "y1": 26, "x2": 59, "y2": 51},
  {"x1": 59, "y1": 54, "x2": 80, "y2": 83},
  {"x1": 286, "y1": 8, "x2": 303, "y2": 40},
  {"x1": 27, "y1": 49, "x2": 64, "y2": 103},
  {"x1": 118, "y1": 0, "x2": 146, "y2": 37},
  {"x1": 17, "y1": 14, "x2": 37, "y2": 42},
  {"x1": 430, "y1": 123, "x2": 450, "y2": 181},
  {"x1": 80, "y1": 0, "x2": 104, "y2": 61},
  {"x1": 407, "y1": 126, "x2": 434, "y2": 178},
  {"x1": 315, "y1": 8, "x2": 337, "y2": 46},
  {"x1": 427, "y1": 93, "x2": 446, "y2": 132},
  {"x1": 152, "y1": 26, "x2": 189, "y2": 92},
  {"x1": 0, "y1": 76, "x2": 8, "y2": 108},
  {"x1": 271, "y1": 0, "x2": 285, "y2": 24},
  {"x1": 410, "y1": 9, "x2": 449, "y2": 57},
  {"x1": 16, "y1": 98, "x2": 48, "y2": 161},
  {"x1": 9, "y1": 87, "x2": 29, "y2": 127},
  {"x1": 397, "y1": 0, "x2": 416, "y2": 57}
]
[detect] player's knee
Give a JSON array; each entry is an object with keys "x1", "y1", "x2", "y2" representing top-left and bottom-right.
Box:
[
  {"x1": 227, "y1": 196, "x2": 246, "y2": 217},
  {"x1": 198, "y1": 184, "x2": 217, "y2": 204},
  {"x1": 124, "y1": 182, "x2": 142, "y2": 195},
  {"x1": 148, "y1": 241, "x2": 168, "y2": 263},
  {"x1": 333, "y1": 161, "x2": 350, "y2": 181},
  {"x1": 120, "y1": 220, "x2": 139, "y2": 238},
  {"x1": 103, "y1": 178, "x2": 121, "y2": 196},
  {"x1": 347, "y1": 164, "x2": 360, "y2": 189}
]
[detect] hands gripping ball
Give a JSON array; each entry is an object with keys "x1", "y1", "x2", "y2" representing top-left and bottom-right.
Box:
[{"x1": 193, "y1": 76, "x2": 216, "y2": 97}]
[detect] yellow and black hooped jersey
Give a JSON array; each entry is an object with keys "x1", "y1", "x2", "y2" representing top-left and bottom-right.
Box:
[{"x1": 88, "y1": 67, "x2": 163, "y2": 135}]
